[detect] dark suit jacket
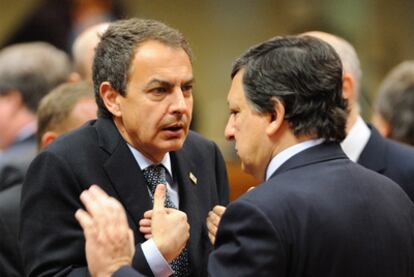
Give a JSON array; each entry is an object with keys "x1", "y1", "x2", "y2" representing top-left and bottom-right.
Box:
[
  {"x1": 0, "y1": 184, "x2": 24, "y2": 277},
  {"x1": 358, "y1": 125, "x2": 414, "y2": 202},
  {"x1": 20, "y1": 118, "x2": 229, "y2": 277},
  {"x1": 0, "y1": 134, "x2": 36, "y2": 191},
  {"x1": 209, "y1": 142, "x2": 414, "y2": 276}
]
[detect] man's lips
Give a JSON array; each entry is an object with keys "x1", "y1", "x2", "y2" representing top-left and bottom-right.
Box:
[{"x1": 161, "y1": 122, "x2": 186, "y2": 134}]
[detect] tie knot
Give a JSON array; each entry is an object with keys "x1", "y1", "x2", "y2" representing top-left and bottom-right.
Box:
[{"x1": 142, "y1": 164, "x2": 167, "y2": 194}]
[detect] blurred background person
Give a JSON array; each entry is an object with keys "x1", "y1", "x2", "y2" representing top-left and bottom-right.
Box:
[
  {"x1": 72, "y1": 22, "x2": 110, "y2": 81},
  {"x1": 0, "y1": 42, "x2": 72, "y2": 191},
  {"x1": 0, "y1": 81, "x2": 97, "y2": 277},
  {"x1": 305, "y1": 31, "x2": 414, "y2": 202},
  {"x1": 36, "y1": 81, "x2": 98, "y2": 148},
  {"x1": 3, "y1": 0, "x2": 123, "y2": 53},
  {"x1": 372, "y1": 60, "x2": 414, "y2": 146}
]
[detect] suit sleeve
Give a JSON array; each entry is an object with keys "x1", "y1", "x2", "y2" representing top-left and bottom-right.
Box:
[
  {"x1": 208, "y1": 199, "x2": 287, "y2": 276},
  {"x1": 113, "y1": 266, "x2": 148, "y2": 277},
  {"x1": 20, "y1": 151, "x2": 89, "y2": 277},
  {"x1": 212, "y1": 142, "x2": 229, "y2": 206}
]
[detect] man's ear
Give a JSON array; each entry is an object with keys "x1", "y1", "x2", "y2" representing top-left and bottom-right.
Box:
[
  {"x1": 342, "y1": 73, "x2": 355, "y2": 102},
  {"x1": 266, "y1": 99, "x2": 285, "y2": 136},
  {"x1": 99, "y1": 82, "x2": 121, "y2": 117},
  {"x1": 41, "y1": 131, "x2": 58, "y2": 148}
]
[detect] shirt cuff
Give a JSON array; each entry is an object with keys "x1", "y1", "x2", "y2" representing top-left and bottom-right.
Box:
[{"x1": 141, "y1": 239, "x2": 174, "y2": 277}]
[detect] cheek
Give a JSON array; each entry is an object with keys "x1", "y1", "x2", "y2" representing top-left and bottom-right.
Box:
[{"x1": 186, "y1": 98, "x2": 194, "y2": 114}]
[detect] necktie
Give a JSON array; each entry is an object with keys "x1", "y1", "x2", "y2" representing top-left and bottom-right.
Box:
[{"x1": 142, "y1": 165, "x2": 190, "y2": 277}]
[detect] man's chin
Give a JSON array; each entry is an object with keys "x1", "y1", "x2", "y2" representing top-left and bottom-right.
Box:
[{"x1": 161, "y1": 139, "x2": 186, "y2": 152}]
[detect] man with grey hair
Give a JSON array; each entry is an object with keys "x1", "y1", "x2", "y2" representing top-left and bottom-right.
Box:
[
  {"x1": 0, "y1": 42, "x2": 72, "y2": 191},
  {"x1": 0, "y1": 42, "x2": 72, "y2": 277},
  {"x1": 304, "y1": 31, "x2": 414, "y2": 202},
  {"x1": 372, "y1": 60, "x2": 414, "y2": 146},
  {"x1": 20, "y1": 18, "x2": 229, "y2": 277}
]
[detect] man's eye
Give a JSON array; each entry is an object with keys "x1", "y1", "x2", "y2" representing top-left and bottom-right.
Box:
[
  {"x1": 151, "y1": 87, "x2": 168, "y2": 94},
  {"x1": 230, "y1": 110, "x2": 239, "y2": 116},
  {"x1": 182, "y1": 85, "x2": 193, "y2": 92}
]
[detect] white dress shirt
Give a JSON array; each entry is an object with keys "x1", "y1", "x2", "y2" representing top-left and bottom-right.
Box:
[
  {"x1": 266, "y1": 139, "x2": 324, "y2": 181},
  {"x1": 340, "y1": 116, "x2": 371, "y2": 162}
]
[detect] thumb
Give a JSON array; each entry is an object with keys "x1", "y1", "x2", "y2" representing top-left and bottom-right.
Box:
[{"x1": 153, "y1": 184, "x2": 166, "y2": 211}]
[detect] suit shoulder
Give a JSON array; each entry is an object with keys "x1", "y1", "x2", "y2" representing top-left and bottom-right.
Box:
[{"x1": 384, "y1": 139, "x2": 414, "y2": 162}]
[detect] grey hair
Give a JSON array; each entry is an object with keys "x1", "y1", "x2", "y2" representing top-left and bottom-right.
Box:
[
  {"x1": 374, "y1": 61, "x2": 414, "y2": 145},
  {"x1": 0, "y1": 42, "x2": 72, "y2": 112}
]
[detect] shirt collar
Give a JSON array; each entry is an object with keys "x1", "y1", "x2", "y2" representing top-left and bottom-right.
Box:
[
  {"x1": 127, "y1": 144, "x2": 173, "y2": 178},
  {"x1": 266, "y1": 138, "x2": 324, "y2": 181},
  {"x1": 340, "y1": 116, "x2": 371, "y2": 162}
]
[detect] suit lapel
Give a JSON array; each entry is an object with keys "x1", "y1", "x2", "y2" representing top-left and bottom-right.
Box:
[
  {"x1": 171, "y1": 150, "x2": 202, "y2": 272},
  {"x1": 95, "y1": 119, "x2": 152, "y2": 232},
  {"x1": 357, "y1": 125, "x2": 387, "y2": 174}
]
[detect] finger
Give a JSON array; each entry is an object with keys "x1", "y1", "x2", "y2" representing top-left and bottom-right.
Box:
[
  {"x1": 139, "y1": 226, "x2": 152, "y2": 234},
  {"x1": 208, "y1": 231, "x2": 215, "y2": 245},
  {"x1": 139, "y1": 218, "x2": 151, "y2": 227},
  {"x1": 143, "y1": 210, "x2": 153, "y2": 219},
  {"x1": 89, "y1": 184, "x2": 108, "y2": 198},
  {"x1": 74, "y1": 209, "x2": 93, "y2": 232},
  {"x1": 208, "y1": 211, "x2": 221, "y2": 226},
  {"x1": 79, "y1": 190, "x2": 98, "y2": 215},
  {"x1": 206, "y1": 217, "x2": 217, "y2": 234},
  {"x1": 153, "y1": 184, "x2": 166, "y2": 211},
  {"x1": 212, "y1": 205, "x2": 226, "y2": 216}
]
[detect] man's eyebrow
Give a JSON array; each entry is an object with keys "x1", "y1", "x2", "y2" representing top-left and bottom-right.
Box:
[
  {"x1": 182, "y1": 78, "x2": 195, "y2": 85},
  {"x1": 145, "y1": 79, "x2": 172, "y2": 87},
  {"x1": 145, "y1": 78, "x2": 195, "y2": 88}
]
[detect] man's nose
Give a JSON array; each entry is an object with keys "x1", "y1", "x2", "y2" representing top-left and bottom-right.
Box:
[
  {"x1": 224, "y1": 118, "x2": 235, "y2": 141},
  {"x1": 170, "y1": 89, "x2": 189, "y2": 114}
]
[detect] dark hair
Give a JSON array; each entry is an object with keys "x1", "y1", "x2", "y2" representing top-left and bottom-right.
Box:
[
  {"x1": 0, "y1": 42, "x2": 72, "y2": 112},
  {"x1": 92, "y1": 18, "x2": 192, "y2": 118},
  {"x1": 37, "y1": 81, "x2": 95, "y2": 148},
  {"x1": 231, "y1": 35, "x2": 348, "y2": 142}
]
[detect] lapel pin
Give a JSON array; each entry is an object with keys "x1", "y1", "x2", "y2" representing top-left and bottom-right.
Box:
[{"x1": 189, "y1": 172, "x2": 197, "y2": 185}]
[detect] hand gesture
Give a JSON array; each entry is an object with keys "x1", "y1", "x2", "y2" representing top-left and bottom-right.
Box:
[{"x1": 75, "y1": 185, "x2": 134, "y2": 277}]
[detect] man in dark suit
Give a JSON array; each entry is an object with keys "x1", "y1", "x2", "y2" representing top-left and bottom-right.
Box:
[
  {"x1": 206, "y1": 34, "x2": 414, "y2": 276},
  {"x1": 207, "y1": 30, "x2": 414, "y2": 245},
  {"x1": 73, "y1": 35, "x2": 414, "y2": 277},
  {"x1": 20, "y1": 18, "x2": 229, "y2": 277},
  {"x1": 304, "y1": 31, "x2": 414, "y2": 202}
]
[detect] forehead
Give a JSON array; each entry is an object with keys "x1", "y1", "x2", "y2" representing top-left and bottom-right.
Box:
[{"x1": 128, "y1": 40, "x2": 193, "y2": 82}]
